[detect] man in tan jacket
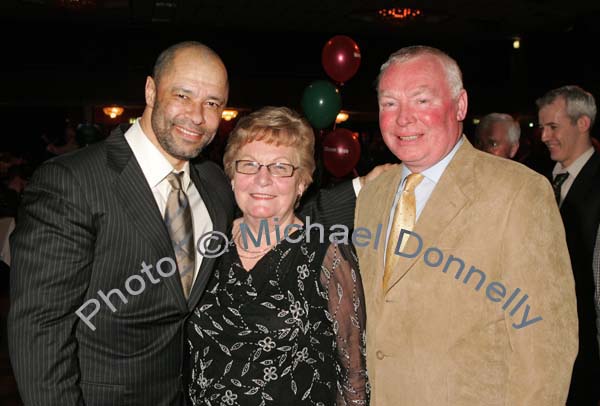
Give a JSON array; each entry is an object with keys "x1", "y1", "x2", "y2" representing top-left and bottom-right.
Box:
[{"x1": 355, "y1": 45, "x2": 578, "y2": 405}]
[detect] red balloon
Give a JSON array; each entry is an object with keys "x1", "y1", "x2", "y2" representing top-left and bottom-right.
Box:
[
  {"x1": 321, "y1": 35, "x2": 361, "y2": 84},
  {"x1": 322, "y1": 128, "x2": 361, "y2": 178}
]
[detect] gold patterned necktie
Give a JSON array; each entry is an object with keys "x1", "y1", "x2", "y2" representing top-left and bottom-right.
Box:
[
  {"x1": 164, "y1": 172, "x2": 195, "y2": 299},
  {"x1": 383, "y1": 173, "x2": 424, "y2": 290}
]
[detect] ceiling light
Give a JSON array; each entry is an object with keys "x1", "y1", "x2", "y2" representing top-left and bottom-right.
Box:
[
  {"x1": 222, "y1": 109, "x2": 238, "y2": 121},
  {"x1": 103, "y1": 106, "x2": 124, "y2": 119},
  {"x1": 336, "y1": 112, "x2": 349, "y2": 123},
  {"x1": 377, "y1": 7, "x2": 423, "y2": 21}
]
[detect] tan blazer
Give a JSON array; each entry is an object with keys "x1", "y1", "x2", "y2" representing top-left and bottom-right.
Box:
[{"x1": 355, "y1": 139, "x2": 578, "y2": 405}]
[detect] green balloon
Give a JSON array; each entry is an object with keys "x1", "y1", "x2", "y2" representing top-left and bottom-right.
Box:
[{"x1": 301, "y1": 80, "x2": 342, "y2": 129}]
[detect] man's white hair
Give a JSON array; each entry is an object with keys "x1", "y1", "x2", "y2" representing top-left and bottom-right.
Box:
[
  {"x1": 476, "y1": 113, "x2": 521, "y2": 144},
  {"x1": 377, "y1": 45, "x2": 463, "y2": 99}
]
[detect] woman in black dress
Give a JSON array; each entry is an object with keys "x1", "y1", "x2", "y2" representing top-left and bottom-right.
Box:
[{"x1": 187, "y1": 106, "x2": 369, "y2": 405}]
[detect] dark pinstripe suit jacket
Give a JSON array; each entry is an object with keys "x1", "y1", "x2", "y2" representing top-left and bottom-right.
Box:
[{"x1": 8, "y1": 125, "x2": 356, "y2": 406}]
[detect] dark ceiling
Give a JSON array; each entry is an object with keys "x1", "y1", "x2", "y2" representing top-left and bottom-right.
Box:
[
  {"x1": 1, "y1": 0, "x2": 600, "y2": 124},
  {"x1": 3, "y1": 0, "x2": 599, "y2": 37}
]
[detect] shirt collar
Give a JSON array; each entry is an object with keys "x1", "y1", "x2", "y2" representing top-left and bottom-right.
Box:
[
  {"x1": 401, "y1": 136, "x2": 464, "y2": 184},
  {"x1": 124, "y1": 119, "x2": 191, "y2": 190},
  {"x1": 552, "y1": 146, "x2": 594, "y2": 179}
]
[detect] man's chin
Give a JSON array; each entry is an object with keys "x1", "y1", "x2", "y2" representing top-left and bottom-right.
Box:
[
  {"x1": 549, "y1": 153, "x2": 562, "y2": 163},
  {"x1": 162, "y1": 138, "x2": 208, "y2": 161},
  {"x1": 170, "y1": 147, "x2": 204, "y2": 161}
]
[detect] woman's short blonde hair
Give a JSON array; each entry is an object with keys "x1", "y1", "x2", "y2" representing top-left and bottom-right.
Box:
[{"x1": 223, "y1": 106, "x2": 316, "y2": 188}]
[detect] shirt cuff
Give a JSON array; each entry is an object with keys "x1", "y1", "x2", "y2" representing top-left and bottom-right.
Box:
[{"x1": 352, "y1": 177, "x2": 362, "y2": 196}]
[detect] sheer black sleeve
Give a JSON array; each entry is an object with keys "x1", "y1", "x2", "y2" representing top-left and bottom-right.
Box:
[{"x1": 320, "y1": 243, "x2": 370, "y2": 405}]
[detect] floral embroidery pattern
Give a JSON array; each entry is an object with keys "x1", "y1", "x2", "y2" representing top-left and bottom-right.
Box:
[{"x1": 187, "y1": 229, "x2": 369, "y2": 405}]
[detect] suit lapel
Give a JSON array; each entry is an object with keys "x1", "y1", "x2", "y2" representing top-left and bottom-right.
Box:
[
  {"x1": 106, "y1": 127, "x2": 189, "y2": 311},
  {"x1": 385, "y1": 139, "x2": 473, "y2": 294},
  {"x1": 187, "y1": 163, "x2": 228, "y2": 310},
  {"x1": 377, "y1": 167, "x2": 405, "y2": 280}
]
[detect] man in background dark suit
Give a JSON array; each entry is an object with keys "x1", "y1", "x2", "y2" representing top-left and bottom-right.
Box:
[
  {"x1": 8, "y1": 41, "x2": 361, "y2": 405},
  {"x1": 538, "y1": 85, "x2": 600, "y2": 405}
]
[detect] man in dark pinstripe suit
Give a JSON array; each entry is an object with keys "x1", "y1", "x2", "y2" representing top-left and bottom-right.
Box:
[{"x1": 7, "y1": 41, "x2": 360, "y2": 405}]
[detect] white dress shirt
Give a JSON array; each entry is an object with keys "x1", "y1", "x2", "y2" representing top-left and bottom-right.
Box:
[
  {"x1": 125, "y1": 120, "x2": 212, "y2": 285},
  {"x1": 383, "y1": 137, "x2": 464, "y2": 264},
  {"x1": 552, "y1": 146, "x2": 594, "y2": 206}
]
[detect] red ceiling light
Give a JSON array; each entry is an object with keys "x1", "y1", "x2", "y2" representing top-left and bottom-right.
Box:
[{"x1": 377, "y1": 7, "x2": 423, "y2": 21}]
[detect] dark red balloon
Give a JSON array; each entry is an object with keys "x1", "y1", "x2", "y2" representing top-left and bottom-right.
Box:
[
  {"x1": 321, "y1": 35, "x2": 361, "y2": 84},
  {"x1": 322, "y1": 128, "x2": 361, "y2": 178}
]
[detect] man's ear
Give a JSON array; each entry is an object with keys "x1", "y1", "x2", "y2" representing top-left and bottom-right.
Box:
[
  {"x1": 456, "y1": 89, "x2": 468, "y2": 122},
  {"x1": 145, "y1": 76, "x2": 157, "y2": 108},
  {"x1": 577, "y1": 115, "x2": 591, "y2": 133},
  {"x1": 509, "y1": 141, "x2": 520, "y2": 159}
]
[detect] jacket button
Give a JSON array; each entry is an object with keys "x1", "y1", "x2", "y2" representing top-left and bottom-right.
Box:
[{"x1": 376, "y1": 350, "x2": 385, "y2": 360}]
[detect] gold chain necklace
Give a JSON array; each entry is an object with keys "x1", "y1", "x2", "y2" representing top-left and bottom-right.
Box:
[{"x1": 233, "y1": 230, "x2": 274, "y2": 259}]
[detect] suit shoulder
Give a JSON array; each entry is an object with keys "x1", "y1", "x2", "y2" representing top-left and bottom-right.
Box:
[
  {"x1": 194, "y1": 159, "x2": 227, "y2": 176},
  {"x1": 192, "y1": 159, "x2": 234, "y2": 205},
  {"x1": 359, "y1": 167, "x2": 400, "y2": 196},
  {"x1": 41, "y1": 141, "x2": 107, "y2": 171},
  {"x1": 581, "y1": 150, "x2": 600, "y2": 178},
  {"x1": 32, "y1": 142, "x2": 109, "y2": 185},
  {"x1": 472, "y1": 148, "x2": 549, "y2": 189},
  {"x1": 193, "y1": 159, "x2": 229, "y2": 184}
]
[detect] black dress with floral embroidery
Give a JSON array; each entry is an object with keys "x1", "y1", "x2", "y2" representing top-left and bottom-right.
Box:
[{"x1": 186, "y1": 228, "x2": 369, "y2": 406}]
